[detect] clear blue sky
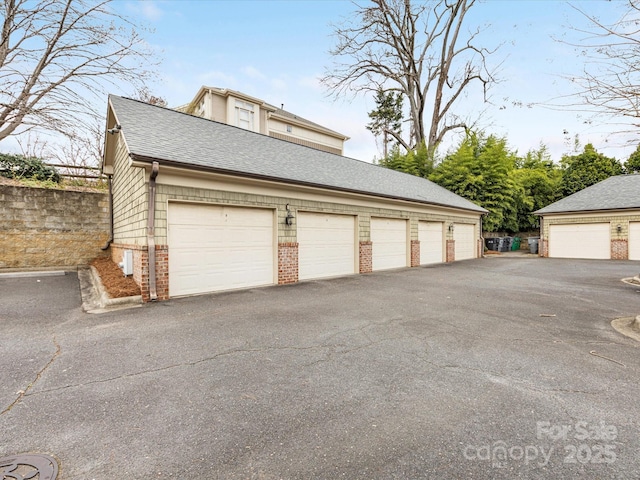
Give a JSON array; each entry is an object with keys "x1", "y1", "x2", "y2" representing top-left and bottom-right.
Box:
[{"x1": 69, "y1": 1, "x2": 640, "y2": 162}]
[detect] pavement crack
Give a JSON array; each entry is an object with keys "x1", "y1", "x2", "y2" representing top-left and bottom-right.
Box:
[
  {"x1": 1, "y1": 335, "x2": 61, "y2": 415},
  {"x1": 411, "y1": 355, "x2": 602, "y2": 396},
  {"x1": 24, "y1": 343, "x2": 336, "y2": 395}
]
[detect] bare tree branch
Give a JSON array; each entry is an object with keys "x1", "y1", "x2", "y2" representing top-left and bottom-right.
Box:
[
  {"x1": 552, "y1": 1, "x2": 640, "y2": 144},
  {"x1": 322, "y1": 0, "x2": 499, "y2": 153},
  {"x1": 0, "y1": 0, "x2": 156, "y2": 142}
]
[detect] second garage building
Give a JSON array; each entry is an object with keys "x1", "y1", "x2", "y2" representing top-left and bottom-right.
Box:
[
  {"x1": 536, "y1": 174, "x2": 640, "y2": 260},
  {"x1": 102, "y1": 96, "x2": 487, "y2": 301}
]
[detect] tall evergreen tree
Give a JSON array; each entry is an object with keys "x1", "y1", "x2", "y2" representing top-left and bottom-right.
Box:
[
  {"x1": 561, "y1": 144, "x2": 623, "y2": 196},
  {"x1": 429, "y1": 132, "x2": 521, "y2": 232},
  {"x1": 625, "y1": 144, "x2": 640, "y2": 174},
  {"x1": 367, "y1": 89, "x2": 404, "y2": 158}
]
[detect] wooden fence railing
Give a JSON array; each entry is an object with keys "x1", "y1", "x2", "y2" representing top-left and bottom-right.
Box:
[{"x1": 45, "y1": 163, "x2": 106, "y2": 180}]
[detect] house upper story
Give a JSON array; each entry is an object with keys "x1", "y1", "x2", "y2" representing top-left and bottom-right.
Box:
[{"x1": 176, "y1": 86, "x2": 349, "y2": 155}]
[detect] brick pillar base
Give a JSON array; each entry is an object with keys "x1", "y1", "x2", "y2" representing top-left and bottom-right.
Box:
[
  {"x1": 478, "y1": 238, "x2": 483, "y2": 258},
  {"x1": 278, "y1": 242, "x2": 299, "y2": 284},
  {"x1": 110, "y1": 243, "x2": 169, "y2": 302},
  {"x1": 539, "y1": 239, "x2": 548, "y2": 257},
  {"x1": 611, "y1": 239, "x2": 628, "y2": 260},
  {"x1": 446, "y1": 239, "x2": 455, "y2": 263},
  {"x1": 359, "y1": 241, "x2": 372, "y2": 273},
  {"x1": 411, "y1": 240, "x2": 420, "y2": 267},
  {"x1": 153, "y1": 246, "x2": 169, "y2": 300}
]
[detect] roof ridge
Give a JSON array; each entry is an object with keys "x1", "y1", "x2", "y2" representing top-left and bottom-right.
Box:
[{"x1": 107, "y1": 95, "x2": 487, "y2": 213}]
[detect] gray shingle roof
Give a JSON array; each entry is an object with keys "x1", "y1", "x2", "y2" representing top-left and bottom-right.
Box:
[
  {"x1": 108, "y1": 95, "x2": 486, "y2": 213},
  {"x1": 535, "y1": 174, "x2": 640, "y2": 215}
]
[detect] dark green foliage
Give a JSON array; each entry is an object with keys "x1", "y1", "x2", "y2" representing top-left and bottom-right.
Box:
[
  {"x1": 512, "y1": 147, "x2": 562, "y2": 231},
  {"x1": 378, "y1": 131, "x2": 625, "y2": 234},
  {"x1": 429, "y1": 132, "x2": 521, "y2": 232},
  {"x1": 624, "y1": 145, "x2": 640, "y2": 174},
  {"x1": 0, "y1": 153, "x2": 60, "y2": 183},
  {"x1": 377, "y1": 142, "x2": 435, "y2": 178},
  {"x1": 560, "y1": 144, "x2": 623, "y2": 196}
]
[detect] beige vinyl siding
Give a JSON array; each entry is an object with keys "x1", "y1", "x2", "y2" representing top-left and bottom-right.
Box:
[
  {"x1": 153, "y1": 169, "x2": 482, "y2": 247},
  {"x1": 112, "y1": 136, "x2": 147, "y2": 245}
]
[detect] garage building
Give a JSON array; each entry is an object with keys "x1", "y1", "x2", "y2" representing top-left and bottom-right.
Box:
[
  {"x1": 535, "y1": 175, "x2": 640, "y2": 260},
  {"x1": 102, "y1": 96, "x2": 486, "y2": 301}
]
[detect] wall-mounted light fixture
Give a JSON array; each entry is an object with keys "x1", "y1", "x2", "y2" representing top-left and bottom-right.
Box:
[
  {"x1": 448, "y1": 223, "x2": 455, "y2": 232},
  {"x1": 285, "y1": 204, "x2": 294, "y2": 226},
  {"x1": 617, "y1": 224, "x2": 622, "y2": 233},
  {"x1": 107, "y1": 124, "x2": 121, "y2": 135}
]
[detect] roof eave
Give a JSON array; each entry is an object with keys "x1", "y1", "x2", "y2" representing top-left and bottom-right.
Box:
[
  {"x1": 129, "y1": 153, "x2": 486, "y2": 215},
  {"x1": 535, "y1": 206, "x2": 640, "y2": 216}
]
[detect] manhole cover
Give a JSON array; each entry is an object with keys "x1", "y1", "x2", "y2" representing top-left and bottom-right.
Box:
[{"x1": 0, "y1": 454, "x2": 58, "y2": 480}]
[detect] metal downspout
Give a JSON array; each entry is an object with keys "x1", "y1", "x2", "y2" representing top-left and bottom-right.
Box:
[
  {"x1": 147, "y1": 162, "x2": 159, "y2": 301},
  {"x1": 480, "y1": 214, "x2": 484, "y2": 257},
  {"x1": 101, "y1": 174, "x2": 114, "y2": 250}
]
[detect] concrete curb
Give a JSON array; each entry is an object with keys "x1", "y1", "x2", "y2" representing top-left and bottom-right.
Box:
[
  {"x1": 611, "y1": 315, "x2": 640, "y2": 342},
  {"x1": 78, "y1": 266, "x2": 142, "y2": 314},
  {"x1": 621, "y1": 276, "x2": 640, "y2": 286},
  {"x1": 90, "y1": 266, "x2": 143, "y2": 307},
  {"x1": 0, "y1": 270, "x2": 67, "y2": 278}
]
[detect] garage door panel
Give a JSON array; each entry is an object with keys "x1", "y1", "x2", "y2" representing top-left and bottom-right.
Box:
[
  {"x1": 630, "y1": 222, "x2": 640, "y2": 261},
  {"x1": 371, "y1": 218, "x2": 407, "y2": 271},
  {"x1": 419, "y1": 221, "x2": 444, "y2": 264},
  {"x1": 169, "y1": 203, "x2": 274, "y2": 297},
  {"x1": 549, "y1": 223, "x2": 609, "y2": 259},
  {"x1": 298, "y1": 212, "x2": 356, "y2": 280},
  {"x1": 454, "y1": 223, "x2": 475, "y2": 261}
]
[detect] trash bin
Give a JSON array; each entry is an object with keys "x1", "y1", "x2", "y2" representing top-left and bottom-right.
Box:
[
  {"x1": 497, "y1": 237, "x2": 511, "y2": 252},
  {"x1": 485, "y1": 237, "x2": 498, "y2": 251},
  {"x1": 528, "y1": 236, "x2": 540, "y2": 254},
  {"x1": 511, "y1": 236, "x2": 521, "y2": 251}
]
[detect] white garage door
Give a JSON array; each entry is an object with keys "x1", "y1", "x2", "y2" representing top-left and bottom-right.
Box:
[
  {"x1": 371, "y1": 217, "x2": 407, "y2": 271},
  {"x1": 454, "y1": 223, "x2": 475, "y2": 261},
  {"x1": 548, "y1": 223, "x2": 610, "y2": 259},
  {"x1": 418, "y1": 221, "x2": 444, "y2": 264},
  {"x1": 298, "y1": 212, "x2": 356, "y2": 280},
  {"x1": 627, "y1": 222, "x2": 640, "y2": 260},
  {"x1": 168, "y1": 203, "x2": 274, "y2": 297}
]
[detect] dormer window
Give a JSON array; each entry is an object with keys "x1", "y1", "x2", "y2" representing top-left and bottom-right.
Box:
[{"x1": 235, "y1": 100, "x2": 254, "y2": 130}]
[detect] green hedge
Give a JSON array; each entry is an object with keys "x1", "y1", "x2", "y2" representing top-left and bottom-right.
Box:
[{"x1": 0, "y1": 153, "x2": 60, "y2": 183}]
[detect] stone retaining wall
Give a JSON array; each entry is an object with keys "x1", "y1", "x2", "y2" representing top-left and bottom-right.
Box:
[{"x1": 0, "y1": 184, "x2": 109, "y2": 270}]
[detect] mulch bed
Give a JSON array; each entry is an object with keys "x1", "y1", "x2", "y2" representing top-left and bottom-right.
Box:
[{"x1": 91, "y1": 257, "x2": 141, "y2": 298}]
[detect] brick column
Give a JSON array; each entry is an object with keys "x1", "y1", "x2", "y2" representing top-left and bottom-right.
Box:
[
  {"x1": 539, "y1": 239, "x2": 548, "y2": 258},
  {"x1": 134, "y1": 248, "x2": 149, "y2": 300},
  {"x1": 278, "y1": 242, "x2": 299, "y2": 284},
  {"x1": 611, "y1": 239, "x2": 628, "y2": 260},
  {"x1": 411, "y1": 240, "x2": 420, "y2": 267},
  {"x1": 111, "y1": 243, "x2": 169, "y2": 302},
  {"x1": 446, "y1": 239, "x2": 455, "y2": 263},
  {"x1": 478, "y1": 238, "x2": 483, "y2": 258},
  {"x1": 359, "y1": 241, "x2": 372, "y2": 273},
  {"x1": 154, "y1": 246, "x2": 169, "y2": 300}
]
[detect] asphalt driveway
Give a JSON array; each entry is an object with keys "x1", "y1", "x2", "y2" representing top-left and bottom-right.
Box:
[{"x1": 1, "y1": 258, "x2": 639, "y2": 479}]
